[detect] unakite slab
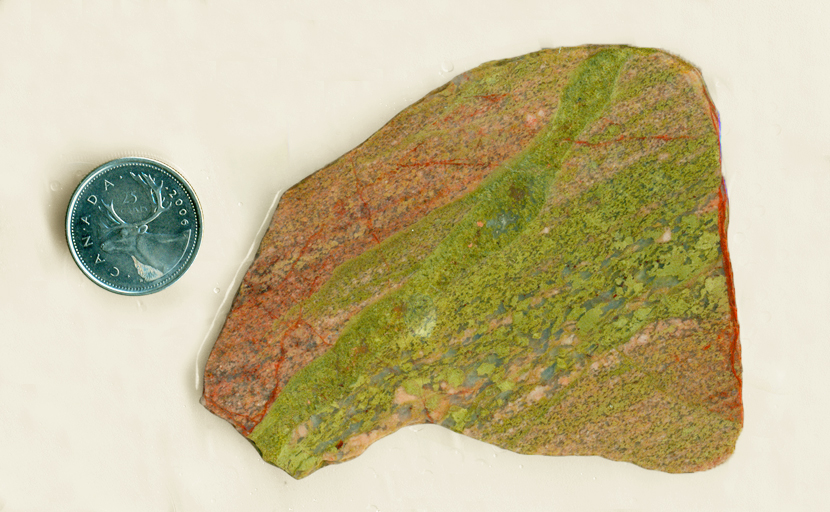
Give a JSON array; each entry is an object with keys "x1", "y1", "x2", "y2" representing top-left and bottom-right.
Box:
[{"x1": 203, "y1": 45, "x2": 742, "y2": 478}]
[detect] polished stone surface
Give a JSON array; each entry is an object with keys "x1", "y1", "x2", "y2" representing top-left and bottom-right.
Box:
[{"x1": 203, "y1": 45, "x2": 741, "y2": 478}]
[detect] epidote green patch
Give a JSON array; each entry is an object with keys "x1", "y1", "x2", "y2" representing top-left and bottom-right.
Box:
[{"x1": 247, "y1": 46, "x2": 739, "y2": 478}]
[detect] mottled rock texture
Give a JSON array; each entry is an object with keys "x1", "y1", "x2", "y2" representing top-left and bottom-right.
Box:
[{"x1": 203, "y1": 45, "x2": 742, "y2": 478}]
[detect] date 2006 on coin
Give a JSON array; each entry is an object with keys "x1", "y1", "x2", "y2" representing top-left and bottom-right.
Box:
[{"x1": 66, "y1": 157, "x2": 202, "y2": 295}]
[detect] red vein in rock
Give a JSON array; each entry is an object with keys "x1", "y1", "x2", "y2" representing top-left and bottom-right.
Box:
[
  {"x1": 396, "y1": 159, "x2": 492, "y2": 169},
  {"x1": 467, "y1": 93, "x2": 510, "y2": 118},
  {"x1": 241, "y1": 226, "x2": 326, "y2": 375},
  {"x1": 250, "y1": 292, "x2": 279, "y2": 322},
  {"x1": 238, "y1": 158, "x2": 393, "y2": 431},
  {"x1": 253, "y1": 313, "x2": 304, "y2": 429},
  {"x1": 718, "y1": 179, "x2": 743, "y2": 398},
  {"x1": 286, "y1": 227, "x2": 325, "y2": 279},
  {"x1": 350, "y1": 159, "x2": 380, "y2": 245},
  {"x1": 406, "y1": 141, "x2": 425, "y2": 155},
  {"x1": 702, "y1": 87, "x2": 720, "y2": 138},
  {"x1": 301, "y1": 317, "x2": 329, "y2": 347},
  {"x1": 251, "y1": 344, "x2": 288, "y2": 430},
  {"x1": 475, "y1": 93, "x2": 509, "y2": 103},
  {"x1": 421, "y1": 396, "x2": 436, "y2": 424}
]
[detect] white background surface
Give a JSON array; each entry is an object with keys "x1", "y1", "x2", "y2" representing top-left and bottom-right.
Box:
[{"x1": 0, "y1": 0, "x2": 826, "y2": 510}]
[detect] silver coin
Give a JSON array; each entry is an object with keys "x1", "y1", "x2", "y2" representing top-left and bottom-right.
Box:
[{"x1": 66, "y1": 157, "x2": 202, "y2": 295}]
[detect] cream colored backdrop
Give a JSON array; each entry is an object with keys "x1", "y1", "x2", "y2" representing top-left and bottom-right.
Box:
[{"x1": 0, "y1": 0, "x2": 824, "y2": 510}]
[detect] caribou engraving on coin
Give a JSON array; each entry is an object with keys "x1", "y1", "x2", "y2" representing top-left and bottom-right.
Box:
[
  {"x1": 66, "y1": 157, "x2": 202, "y2": 295},
  {"x1": 98, "y1": 172, "x2": 191, "y2": 281}
]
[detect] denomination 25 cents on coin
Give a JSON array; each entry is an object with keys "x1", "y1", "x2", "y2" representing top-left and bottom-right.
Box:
[{"x1": 65, "y1": 157, "x2": 202, "y2": 295}]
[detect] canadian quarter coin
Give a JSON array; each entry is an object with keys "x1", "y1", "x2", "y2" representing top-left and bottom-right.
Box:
[{"x1": 66, "y1": 157, "x2": 202, "y2": 295}]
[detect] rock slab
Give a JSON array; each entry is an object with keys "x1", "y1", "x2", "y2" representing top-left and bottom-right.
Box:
[{"x1": 203, "y1": 45, "x2": 742, "y2": 478}]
